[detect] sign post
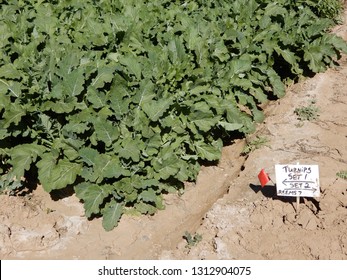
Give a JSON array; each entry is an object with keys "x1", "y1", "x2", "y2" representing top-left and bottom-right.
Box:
[
  {"x1": 296, "y1": 162, "x2": 300, "y2": 212},
  {"x1": 275, "y1": 164, "x2": 320, "y2": 212}
]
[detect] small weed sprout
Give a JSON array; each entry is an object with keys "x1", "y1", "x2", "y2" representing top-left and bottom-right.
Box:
[
  {"x1": 294, "y1": 100, "x2": 320, "y2": 121},
  {"x1": 183, "y1": 231, "x2": 202, "y2": 248},
  {"x1": 242, "y1": 136, "x2": 269, "y2": 155},
  {"x1": 336, "y1": 171, "x2": 347, "y2": 180}
]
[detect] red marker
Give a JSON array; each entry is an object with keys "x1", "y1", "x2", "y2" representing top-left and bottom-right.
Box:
[{"x1": 258, "y1": 169, "x2": 270, "y2": 187}]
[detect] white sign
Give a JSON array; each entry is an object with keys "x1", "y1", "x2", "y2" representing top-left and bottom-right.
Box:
[{"x1": 275, "y1": 164, "x2": 320, "y2": 197}]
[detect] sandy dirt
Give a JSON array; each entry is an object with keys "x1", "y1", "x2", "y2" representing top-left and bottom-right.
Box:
[{"x1": 1, "y1": 10, "x2": 347, "y2": 260}]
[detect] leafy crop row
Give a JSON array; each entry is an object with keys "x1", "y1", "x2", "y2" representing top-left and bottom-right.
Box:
[{"x1": 1, "y1": 0, "x2": 346, "y2": 230}]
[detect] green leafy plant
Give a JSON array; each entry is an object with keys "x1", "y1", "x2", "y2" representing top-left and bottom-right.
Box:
[
  {"x1": 1, "y1": 0, "x2": 347, "y2": 230},
  {"x1": 294, "y1": 101, "x2": 320, "y2": 121},
  {"x1": 319, "y1": 0, "x2": 344, "y2": 21},
  {"x1": 301, "y1": 0, "x2": 345, "y2": 22},
  {"x1": 336, "y1": 171, "x2": 347, "y2": 180},
  {"x1": 242, "y1": 136, "x2": 270, "y2": 155},
  {"x1": 183, "y1": 231, "x2": 202, "y2": 249}
]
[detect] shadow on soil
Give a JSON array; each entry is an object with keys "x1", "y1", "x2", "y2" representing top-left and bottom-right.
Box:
[{"x1": 249, "y1": 183, "x2": 321, "y2": 212}]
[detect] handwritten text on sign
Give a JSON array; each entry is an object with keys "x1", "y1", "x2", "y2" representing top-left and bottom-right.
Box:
[{"x1": 275, "y1": 164, "x2": 320, "y2": 197}]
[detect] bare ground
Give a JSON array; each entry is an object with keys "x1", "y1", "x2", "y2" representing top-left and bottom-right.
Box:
[{"x1": 1, "y1": 10, "x2": 347, "y2": 260}]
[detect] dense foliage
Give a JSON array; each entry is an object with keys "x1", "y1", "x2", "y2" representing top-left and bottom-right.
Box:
[
  {"x1": 305, "y1": 0, "x2": 345, "y2": 22},
  {"x1": 1, "y1": 0, "x2": 346, "y2": 230}
]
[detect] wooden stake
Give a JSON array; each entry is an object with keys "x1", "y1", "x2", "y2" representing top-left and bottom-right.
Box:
[
  {"x1": 296, "y1": 162, "x2": 300, "y2": 213},
  {"x1": 269, "y1": 177, "x2": 275, "y2": 185}
]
